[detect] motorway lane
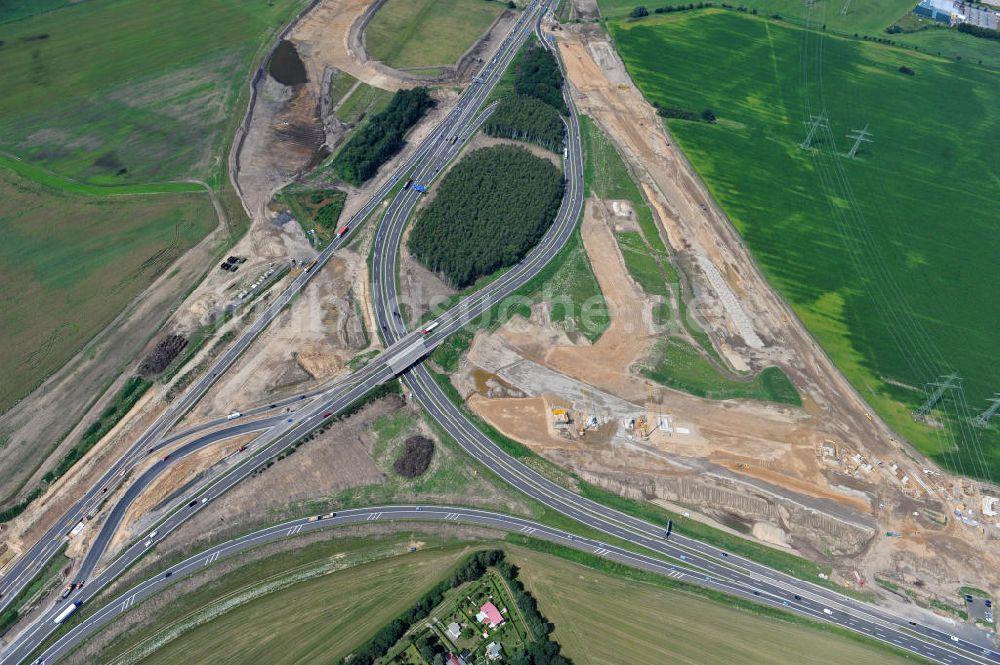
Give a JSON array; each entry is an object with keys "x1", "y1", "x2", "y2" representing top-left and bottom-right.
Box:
[
  {"x1": 0, "y1": 2, "x2": 541, "y2": 617},
  {"x1": 367, "y1": 9, "x2": 998, "y2": 665},
  {"x1": 0, "y1": 7, "x2": 549, "y2": 660},
  {"x1": 26, "y1": 506, "x2": 997, "y2": 665},
  {"x1": 3, "y1": 2, "x2": 992, "y2": 662}
]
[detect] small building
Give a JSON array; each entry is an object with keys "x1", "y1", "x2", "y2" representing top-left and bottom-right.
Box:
[
  {"x1": 913, "y1": 0, "x2": 957, "y2": 23},
  {"x1": 983, "y1": 496, "x2": 999, "y2": 517},
  {"x1": 478, "y1": 602, "x2": 505, "y2": 628},
  {"x1": 485, "y1": 642, "x2": 503, "y2": 661},
  {"x1": 447, "y1": 654, "x2": 468, "y2": 665},
  {"x1": 447, "y1": 622, "x2": 462, "y2": 640}
]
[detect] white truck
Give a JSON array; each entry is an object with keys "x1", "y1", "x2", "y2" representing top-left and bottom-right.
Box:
[
  {"x1": 53, "y1": 600, "x2": 81, "y2": 624},
  {"x1": 226, "y1": 411, "x2": 242, "y2": 420}
]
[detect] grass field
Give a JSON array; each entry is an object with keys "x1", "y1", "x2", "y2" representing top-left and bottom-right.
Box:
[
  {"x1": 597, "y1": 0, "x2": 915, "y2": 34},
  {"x1": 334, "y1": 82, "x2": 394, "y2": 124},
  {"x1": 365, "y1": 0, "x2": 507, "y2": 69},
  {"x1": 93, "y1": 535, "x2": 476, "y2": 665},
  {"x1": 0, "y1": 0, "x2": 304, "y2": 185},
  {"x1": 638, "y1": 337, "x2": 801, "y2": 405},
  {"x1": 0, "y1": 168, "x2": 216, "y2": 413},
  {"x1": 328, "y1": 71, "x2": 360, "y2": 109},
  {"x1": 508, "y1": 545, "x2": 917, "y2": 665},
  {"x1": 608, "y1": 10, "x2": 1000, "y2": 479}
]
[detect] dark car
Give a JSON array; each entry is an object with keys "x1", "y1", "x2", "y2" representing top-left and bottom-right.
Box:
[
  {"x1": 966, "y1": 594, "x2": 974, "y2": 603},
  {"x1": 164, "y1": 571, "x2": 173, "y2": 578},
  {"x1": 793, "y1": 595, "x2": 802, "y2": 601},
  {"x1": 986, "y1": 600, "x2": 993, "y2": 608},
  {"x1": 187, "y1": 500, "x2": 198, "y2": 508}
]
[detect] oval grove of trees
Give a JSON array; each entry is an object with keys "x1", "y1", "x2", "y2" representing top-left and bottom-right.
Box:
[{"x1": 407, "y1": 145, "x2": 564, "y2": 288}]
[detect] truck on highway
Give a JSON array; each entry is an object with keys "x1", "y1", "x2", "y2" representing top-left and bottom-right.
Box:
[
  {"x1": 336, "y1": 225, "x2": 350, "y2": 238},
  {"x1": 413, "y1": 184, "x2": 428, "y2": 193},
  {"x1": 53, "y1": 600, "x2": 82, "y2": 624},
  {"x1": 226, "y1": 411, "x2": 241, "y2": 420},
  {"x1": 421, "y1": 321, "x2": 439, "y2": 335},
  {"x1": 303, "y1": 259, "x2": 318, "y2": 273},
  {"x1": 403, "y1": 178, "x2": 413, "y2": 190}
]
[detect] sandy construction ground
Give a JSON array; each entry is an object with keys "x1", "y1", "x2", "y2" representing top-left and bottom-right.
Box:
[{"x1": 511, "y1": 16, "x2": 1000, "y2": 600}]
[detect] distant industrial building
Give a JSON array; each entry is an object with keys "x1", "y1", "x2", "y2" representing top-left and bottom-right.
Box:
[{"x1": 913, "y1": 0, "x2": 999, "y2": 28}]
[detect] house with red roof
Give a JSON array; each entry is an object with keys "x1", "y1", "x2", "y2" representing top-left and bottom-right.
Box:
[{"x1": 476, "y1": 601, "x2": 505, "y2": 628}]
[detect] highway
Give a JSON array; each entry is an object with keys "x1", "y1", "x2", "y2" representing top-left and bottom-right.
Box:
[
  {"x1": 2, "y1": 1, "x2": 996, "y2": 664},
  {"x1": 20, "y1": 506, "x2": 992, "y2": 665},
  {"x1": 0, "y1": 3, "x2": 554, "y2": 661},
  {"x1": 0, "y1": 0, "x2": 542, "y2": 621},
  {"x1": 367, "y1": 11, "x2": 999, "y2": 665}
]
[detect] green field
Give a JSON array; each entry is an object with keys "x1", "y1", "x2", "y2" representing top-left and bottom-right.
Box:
[
  {"x1": 334, "y1": 82, "x2": 394, "y2": 124},
  {"x1": 0, "y1": 168, "x2": 216, "y2": 413},
  {"x1": 89, "y1": 532, "x2": 915, "y2": 665},
  {"x1": 365, "y1": 0, "x2": 507, "y2": 69},
  {"x1": 510, "y1": 546, "x2": 918, "y2": 665},
  {"x1": 92, "y1": 535, "x2": 477, "y2": 665},
  {"x1": 0, "y1": 0, "x2": 304, "y2": 185},
  {"x1": 608, "y1": 10, "x2": 1000, "y2": 479},
  {"x1": 638, "y1": 338, "x2": 801, "y2": 405},
  {"x1": 597, "y1": 0, "x2": 915, "y2": 34},
  {"x1": 328, "y1": 71, "x2": 360, "y2": 109}
]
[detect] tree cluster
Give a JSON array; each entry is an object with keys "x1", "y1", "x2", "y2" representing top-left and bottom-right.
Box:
[
  {"x1": 408, "y1": 146, "x2": 564, "y2": 288},
  {"x1": 335, "y1": 87, "x2": 434, "y2": 185},
  {"x1": 514, "y1": 45, "x2": 568, "y2": 115},
  {"x1": 492, "y1": 557, "x2": 572, "y2": 665},
  {"x1": 484, "y1": 95, "x2": 565, "y2": 152},
  {"x1": 339, "y1": 549, "x2": 572, "y2": 665},
  {"x1": 898, "y1": 65, "x2": 915, "y2": 76},
  {"x1": 958, "y1": 22, "x2": 1000, "y2": 41},
  {"x1": 654, "y1": 2, "x2": 714, "y2": 13},
  {"x1": 339, "y1": 550, "x2": 506, "y2": 665},
  {"x1": 630, "y1": 6, "x2": 649, "y2": 17},
  {"x1": 653, "y1": 101, "x2": 717, "y2": 123},
  {"x1": 393, "y1": 435, "x2": 435, "y2": 478}
]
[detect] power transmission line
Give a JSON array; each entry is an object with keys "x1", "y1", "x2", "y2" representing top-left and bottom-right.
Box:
[
  {"x1": 973, "y1": 394, "x2": 1000, "y2": 428},
  {"x1": 800, "y1": 115, "x2": 829, "y2": 149},
  {"x1": 913, "y1": 373, "x2": 960, "y2": 419},
  {"x1": 844, "y1": 124, "x2": 873, "y2": 159}
]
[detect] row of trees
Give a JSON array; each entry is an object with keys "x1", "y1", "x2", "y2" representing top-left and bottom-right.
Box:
[
  {"x1": 514, "y1": 44, "x2": 568, "y2": 115},
  {"x1": 334, "y1": 87, "x2": 434, "y2": 185},
  {"x1": 653, "y1": 101, "x2": 717, "y2": 123},
  {"x1": 484, "y1": 95, "x2": 565, "y2": 152},
  {"x1": 408, "y1": 146, "x2": 564, "y2": 288},
  {"x1": 958, "y1": 22, "x2": 1000, "y2": 41}
]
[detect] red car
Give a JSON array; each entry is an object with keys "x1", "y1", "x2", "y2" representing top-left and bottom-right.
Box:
[
  {"x1": 238, "y1": 445, "x2": 248, "y2": 452},
  {"x1": 322, "y1": 411, "x2": 333, "y2": 418}
]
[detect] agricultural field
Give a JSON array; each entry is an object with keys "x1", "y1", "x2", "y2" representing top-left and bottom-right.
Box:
[
  {"x1": 608, "y1": 10, "x2": 1000, "y2": 479},
  {"x1": 89, "y1": 535, "x2": 480, "y2": 665},
  {"x1": 597, "y1": 0, "x2": 914, "y2": 34},
  {"x1": 509, "y1": 545, "x2": 917, "y2": 665},
  {"x1": 364, "y1": 0, "x2": 507, "y2": 70},
  {"x1": 0, "y1": 168, "x2": 216, "y2": 414},
  {"x1": 0, "y1": 0, "x2": 305, "y2": 185}
]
